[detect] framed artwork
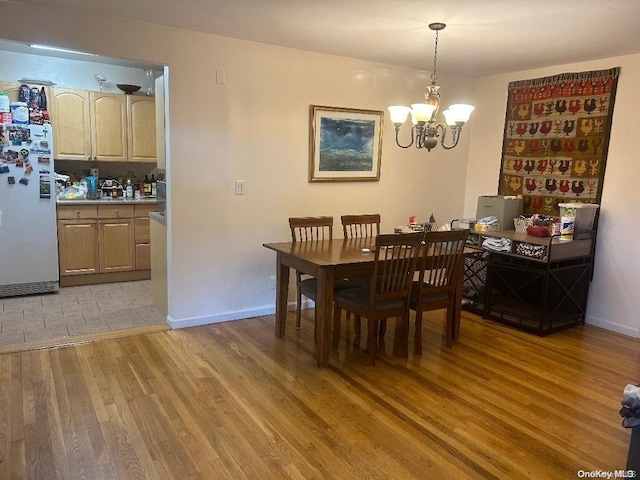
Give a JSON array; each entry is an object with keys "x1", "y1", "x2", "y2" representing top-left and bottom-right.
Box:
[{"x1": 309, "y1": 105, "x2": 384, "y2": 182}]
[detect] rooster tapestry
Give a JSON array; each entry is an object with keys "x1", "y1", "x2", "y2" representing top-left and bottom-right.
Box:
[{"x1": 498, "y1": 67, "x2": 619, "y2": 216}]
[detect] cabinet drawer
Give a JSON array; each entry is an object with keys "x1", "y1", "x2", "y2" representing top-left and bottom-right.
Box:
[
  {"x1": 134, "y1": 204, "x2": 157, "y2": 218},
  {"x1": 135, "y1": 217, "x2": 150, "y2": 243},
  {"x1": 97, "y1": 205, "x2": 134, "y2": 219},
  {"x1": 57, "y1": 205, "x2": 98, "y2": 220},
  {"x1": 136, "y1": 243, "x2": 151, "y2": 270}
]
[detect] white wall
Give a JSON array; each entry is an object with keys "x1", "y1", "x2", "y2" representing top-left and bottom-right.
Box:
[
  {"x1": 0, "y1": 3, "x2": 474, "y2": 328},
  {"x1": 0, "y1": 49, "x2": 152, "y2": 93},
  {"x1": 466, "y1": 54, "x2": 640, "y2": 337}
]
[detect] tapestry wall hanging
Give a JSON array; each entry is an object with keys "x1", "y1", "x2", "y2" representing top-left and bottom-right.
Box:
[{"x1": 498, "y1": 67, "x2": 620, "y2": 216}]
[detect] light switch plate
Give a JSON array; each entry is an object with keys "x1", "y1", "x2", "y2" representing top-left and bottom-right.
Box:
[{"x1": 234, "y1": 180, "x2": 244, "y2": 195}]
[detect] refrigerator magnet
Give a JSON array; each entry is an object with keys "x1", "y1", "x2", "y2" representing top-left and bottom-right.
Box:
[
  {"x1": 15, "y1": 159, "x2": 23, "y2": 167},
  {"x1": 39, "y1": 174, "x2": 51, "y2": 198},
  {"x1": 0, "y1": 165, "x2": 9, "y2": 173},
  {"x1": 0, "y1": 128, "x2": 9, "y2": 147},
  {"x1": 19, "y1": 177, "x2": 28, "y2": 185},
  {"x1": 7, "y1": 176, "x2": 15, "y2": 184},
  {"x1": 37, "y1": 156, "x2": 50, "y2": 164},
  {"x1": 25, "y1": 165, "x2": 33, "y2": 174}
]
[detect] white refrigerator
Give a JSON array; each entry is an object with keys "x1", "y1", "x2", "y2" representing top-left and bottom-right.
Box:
[{"x1": 0, "y1": 123, "x2": 59, "y2": 297}]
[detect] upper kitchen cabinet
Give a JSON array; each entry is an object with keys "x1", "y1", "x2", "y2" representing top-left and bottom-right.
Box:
[
  {"x1": 91, "y1": 92, "x2": 127, "y2": 162},
  {"x1": 51, "y1": 88, "x2": 92, "y2": 161},
  {"x1": 52, "y1": 89, "x2": 125, "y2": 161},
  {"x1": 0, "y1": 81, "x2": 22, "y2": 101},
  {"x1": 51, "y1": 88, "x2": 155, "y2": 163},
  {"x1": 127, "y1": 95, "x2": 156, "y2": 163},
  {"x1": 0, "y1": 81, "x2": 52, "y2": 104}
]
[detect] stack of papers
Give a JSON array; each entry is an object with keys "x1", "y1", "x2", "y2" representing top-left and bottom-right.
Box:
[
  {"x1": 476, "y1": 216, "x2": 500, "y2": 228},
  {"x1": 482, "y1": 237, "x2": 512, "y2": 252}
]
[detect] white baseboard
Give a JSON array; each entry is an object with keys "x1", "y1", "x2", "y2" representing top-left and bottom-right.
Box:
[
  {"x1": 585, "y1": 314, "x2": 639, "y2": 338},
  {"x1": 168, "y1": 299, "x2": 314, "y2": 329}
]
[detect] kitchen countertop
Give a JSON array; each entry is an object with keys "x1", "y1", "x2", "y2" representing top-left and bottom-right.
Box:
[
  {"x1": 57, "y1": 197, "x2": 158, "y2": 206},
  {"x1": 149, "y1": 212, "x2": 166, "y2": 225}
]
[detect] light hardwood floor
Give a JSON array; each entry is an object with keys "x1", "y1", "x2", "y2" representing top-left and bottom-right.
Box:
[{"x1": 0, "y1": 309, "x2": 636, "y2": 479}]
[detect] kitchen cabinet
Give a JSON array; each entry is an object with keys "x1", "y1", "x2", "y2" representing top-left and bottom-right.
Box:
[
  {"x1": 51, "y1": 88, "x2": 92, "y2": 160},
  {"x1": 51, "y1": 88, "x2": 154, "y2": 163},
  {"x1": 57, "y1": 205, "x2": 99, "y2": 276},
  {"x1": 0, "y1": 81, "x2": 53, "y2": 105},
  {"x1": 92, "y1": 92, "x2": 127, "y2": 162},
  {"x1": 0, "y1": 81, "x2": 23, "y2": 101},
  {"x1": 127, "y1": 95, "x2": 156, "y2": 163},
  {"x1": 57, "y1": 203, "x2": 155, "y2": 282},
  {"x1": 134, "y1": 204, "x2": 155, "y2": 270},
  {"x1": 97, "y1": 204, "x2": 135, "y2": 272},
  {"x1": 99, "y1": 219, "x2": 134, "y2": 272}
]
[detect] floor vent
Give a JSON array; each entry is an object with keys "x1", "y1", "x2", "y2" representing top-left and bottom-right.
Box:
[{"x1": 0, "y1": 281, "x2": 59, "y2": 298}]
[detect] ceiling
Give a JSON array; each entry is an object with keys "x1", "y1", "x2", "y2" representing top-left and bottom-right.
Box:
[{"x1": 10, "y1": 0, "x2": 640, "y2": 77}]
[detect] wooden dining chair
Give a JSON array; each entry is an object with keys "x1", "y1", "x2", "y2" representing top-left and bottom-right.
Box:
[
  {"x1": 289, "y1": 216, "x2": 333, "y2": 329},
  {"x1": 409, "y1": 229, "x2": 469, "y2": 353},
  {"x1": 332, "y1": 232, "x2": 423, "y2": 365},
  {"x1": 341, "y1": 214, "x2": 381, "y2": 239},
  {"x1": 340, "y1": 214, "x2": 381, "y2": 336}
]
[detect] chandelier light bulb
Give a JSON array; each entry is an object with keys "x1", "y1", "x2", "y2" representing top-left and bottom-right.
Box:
[
  {"x1": 443, "y1": 104, "x2": 475, "y2": 126},
  {"x1": 388, "y1": 105, "x2": 411, "y2": 125},
  {"x1": 410, "y1": 103, "x2": 437, "y2": 124}
]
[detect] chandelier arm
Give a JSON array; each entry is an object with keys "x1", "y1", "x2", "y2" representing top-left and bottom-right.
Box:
[
  {"x1": 394, "y1": 125, "x2": 415, "y2": 149},
  {"x1": 435, "y1": 123, "x2": 462, "y2": 150},
  {"x1": 415, "y1": 125, "x2": 423, "y2": 149}
]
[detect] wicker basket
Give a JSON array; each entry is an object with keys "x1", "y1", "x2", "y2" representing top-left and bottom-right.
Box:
[{"x1": 514, "y1": 217, "x2": 533, "y2": 232}]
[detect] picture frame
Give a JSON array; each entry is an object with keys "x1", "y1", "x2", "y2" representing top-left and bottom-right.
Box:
[{"x1": 309, "y1": 105, "x2": 384, "y2": 182}]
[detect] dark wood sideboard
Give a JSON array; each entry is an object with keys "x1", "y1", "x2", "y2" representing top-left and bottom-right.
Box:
[{"x1": 462, "y1": 230, "x2": 595, "y2": 335}]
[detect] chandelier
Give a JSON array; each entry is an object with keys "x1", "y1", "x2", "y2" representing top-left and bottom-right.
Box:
[{"x1": 388, "y1": 23, "x2": 474, "y2": 151}]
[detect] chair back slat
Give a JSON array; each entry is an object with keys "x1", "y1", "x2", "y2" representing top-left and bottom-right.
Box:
[
  {"x1": 289, "y1": 216, "x2": 333, "y2": 242},
  {"x1": 418, "y1": 229, "x2": 469, "y2": 295},
  {"x1": 341, "y1": 214, "x2": 381, "y2": 238},
  {"x1": 371, "y1": 233, "x2": 422, "y2": 304}
]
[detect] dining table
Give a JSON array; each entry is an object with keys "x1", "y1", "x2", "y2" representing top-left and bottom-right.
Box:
[{"x1": 263, "y1": 236, "x2": 464, "y2": 368}]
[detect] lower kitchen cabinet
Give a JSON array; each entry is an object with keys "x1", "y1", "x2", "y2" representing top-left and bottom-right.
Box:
[
  {"x1": 134, "y1": 205, "x2": 155, "y2": 270},
  {"x1": 57, "y1": 220, "x2": 99, "y2": 275},
  {"x1": 98, "y1": 219, "x2": 135, "y2": 272},
  {"x1": 57, "y1": 202, "x2": 156, "y2": 284}
]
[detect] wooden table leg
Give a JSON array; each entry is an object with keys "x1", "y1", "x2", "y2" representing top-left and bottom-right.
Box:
[
  {"x1": 315, "y1": 268, "x2": 334, "y2": 368},
  {"x1": 275, "y1": 252, "x2": 290, "y2": 338},
  {"x1": 452, "y1": 271, "x2": 463, "y2": 341}
]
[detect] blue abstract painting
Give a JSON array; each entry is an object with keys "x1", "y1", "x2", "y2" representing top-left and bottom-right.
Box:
[
  {"x1": 319, "y1": 117, "x2": 374, "y2": 171},
  {"x1": 310, "y1": 106, "x2": 383, "y2": 182}
]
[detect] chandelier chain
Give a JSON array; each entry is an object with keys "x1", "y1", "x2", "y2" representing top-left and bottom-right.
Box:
[{"x1": 431, "y1": 29, "x2": 439, "y2": 85}]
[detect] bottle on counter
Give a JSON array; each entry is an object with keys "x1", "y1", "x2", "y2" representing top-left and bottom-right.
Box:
[
  {"x1": 126, "y1": 178, "x2": 133, "y2": 198},
  {"x1": 151, "y1": 174, "x2": 157, "y2": 197},
  {"x1": 143, "y1": 174, "x2": 151, "y2": 196}
]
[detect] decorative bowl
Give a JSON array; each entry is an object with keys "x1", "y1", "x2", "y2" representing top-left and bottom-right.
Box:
[{"x1": 116, "y1": 84, "x2": 141, "y2": 95}]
